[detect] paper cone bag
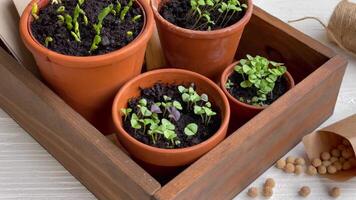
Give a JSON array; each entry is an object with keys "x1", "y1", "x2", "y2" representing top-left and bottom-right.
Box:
[{"x1": 302, "y1": 114, "x2": 356, "y2": 181}]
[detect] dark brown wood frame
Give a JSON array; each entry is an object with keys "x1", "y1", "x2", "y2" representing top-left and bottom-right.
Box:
[{"x1": 0, "y1": 6, "x2": 347, "y2": 200}]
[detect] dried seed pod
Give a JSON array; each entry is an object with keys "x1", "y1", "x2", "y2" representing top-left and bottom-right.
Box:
[
  {"x1": 333, "y1": 162, "x2": 342, "y2": 171},
  {"x1": 284, "y1": 163, "x2": 295, "y2": 173},
  {"x1": 295, "y1": 165, "x2": 303, "y2": 175},
  {"x1": 322, "y1": 160, "x2": 332, "y2": 167},
  {"x1": 331, "y1": 148, "x2": 341, "y2": 157},
  {"x1": 295, "y1": 157, "x2": 306, "y2": 165},
  {"x1": 298, "y1": 186, "x2": 311, "y2": 197},
  {"x1": 276, "y1": 159, "x2": 286, "y2": 169},
  {"x1": 312, "y1": 158, "x2": 322, "y2": 167},
  {"x1": 329, "y1": 187, "x2": 341, "y2": 198},
  {"x1": 337, "y1": 144, "x2": 346, "y2": 151},
  {"x1": 317, "y1": 165, "x2": 327, "y2": 174},
  {"x1": 330, "y1": 156, "x2": 339, "y2": 163},
  {"x1": 286, "y1": 156, "x2": 296, "y2": 164},
  {"x1": 341, "y1": 148, "x2": 354, "y2": 159},
  {"x1": 263, "y1": 186, "x2": 273, "y2": 198},
  {"x1": 342, "y1": 161, "x2": 352, "y2": 170},
  {"x1": 306, "y1": 165, "x2": 318, "y2": 176},
  {"x1": 321, "y1": 152, "x2": 331, "y2": 161},
  {"x1": 264, "y1": 178, "x2": 276, "y2": 188},
  {"x1": 247, "y1": 187, "x2": 258, "y2": 198},
  {"x1": 327, "y1": 165, "x2": 337, "y2": 174}
]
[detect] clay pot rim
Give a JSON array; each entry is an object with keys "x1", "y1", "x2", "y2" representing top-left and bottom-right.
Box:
[
  {"x1": 151, "y1": 0, "x2": 253, "y2": 38},
  {"x1": 220, "y1": 60, "x2": 295, "y2": 110},
  {"x1": 19, "y1": 0, "x2": 154, "y2": 68},
  {"x1": 112, "y1": 68, "x2": 230, "y2": 154}
]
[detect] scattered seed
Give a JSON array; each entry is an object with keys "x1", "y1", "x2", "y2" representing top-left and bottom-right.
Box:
[
  {"x1": 295, "y1": 157, "x2": 305, "y2": 165},
  {"x1": 329, "y1": 187, "x2": 341, "y2": 198},
  {"x1": 312, "y1": 158, "x2": 322, "y2": 167},
  {"x1": 298, "y1": 186, "x2": 311, "y2": 197},
  {"x1": 327, "y1": 165, "x2": 337, "y2": 174},
  {"x1": 284, "y1": 163, "x2": 295, "y2": 173},
  {"x1": 247, "y1": 187, "x2": 258, "y2": 198},
  {"x1": 263, "y1": 186, "x2": 273, "y2": 198},
  {"x1": 286, "y1": 156, "x2": 296, "y2": 164},
  {"x1": 276, "y1": 159, "x2": 286, "y2": 169},
  {"x1": 306, "y1": 165, "x2": 318, "y2": 176},
  {"x1": 321, "y1": 152, "x2": 331, "y2": 161},
  {"x1": 295, "y1": 165, "x2": 303, "y2": 175},
  {"x1": 264, "y1": 178, "x2": 276, "y2": 188},
  {"x1": 331, "y1": 149, "x2": 341, "y2": 157},
  {"x1": 317, "y1": 165, "x2": 327, "y2": 174}
]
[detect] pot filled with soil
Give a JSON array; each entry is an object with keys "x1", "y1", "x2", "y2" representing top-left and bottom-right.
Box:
[
  {"x1": 112, "y1": 69, "x2": 230, "y2": 167},
  {"x1": 221, "y1": 55, "x2": 295, "y2": 130},
  {"x1": 151, "y1": 0, "x2": 253, "y2": 80},
  {"x1": 19, "y1": 0, "x2": 154, "y2": 134}
]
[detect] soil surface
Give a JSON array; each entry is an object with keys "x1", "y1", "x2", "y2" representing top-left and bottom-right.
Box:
[
  {"x1": 31, "y1": 0, "x2": 144, "y2": 56},
  {"x1": 159, "y1": 0, "x2": 247, "y2": 31},
  {"x1": 227, "y1": 72, "x2": 289, "y2": 106},
  {"x1": 122, "y1": 83, "x2": 221, "y2": 149}
]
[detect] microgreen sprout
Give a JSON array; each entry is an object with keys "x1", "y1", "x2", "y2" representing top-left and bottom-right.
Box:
[
  {"x1": 132, "y1": 15, "x2": 142, "y2": 22},
  {"x1": 127, "y1": 31, "x2": 133, "y2": 37},
  {"x1": 44, "y1": 36, "x2": 53, "y2": 47},
  {"x1": 229, "y1": 55, "x2": 287, "y2": 106},
  {"x1": 51, "y1": 0, "x2": 62, "y2": 4},
  {"x1": 179, "y1": 85, "x2": 201, "y2": 111},
  {"x1": 78, "y1": 0, "x2": 85, "y2": 6},
  {"x1": 90, "y1": 4, "x2": 114, "y2": 52},
  {"x1": 57, "y1": 6, "x2": 65, "y2": 13},
  {"x1": 184, "y1": 123, "x2": 198, "y2": 136},
  {"x1": 116, "y1": 2, "x2": 122, "y2": 13},
  {"x1": 120, "y1": 0, "x2": 133, "y2": 21},
  {"x1": 225, "y1": 79, "x2": 233, "y2": 89},
  {"x1": 187, "y1": 0, "x2": 247, "y2": 30},
  {"x1": 130, "y1": 113, "x2": 142, "y2": 130},
  {"x1": 31, "y1": 3, "x2": 39, "y2": 20},
  {"x1": 65, "y1": 14, "x2": 73, "y2": 30},
  {"x1": 121, "y1": 108, "x2": 132, "y2": 121},
  {"x1": 194, "y1": 101, "x2": 216, "y2": 125},
  {"x1": 57, "y1": 15, "x2": 64, "y2": 23}
]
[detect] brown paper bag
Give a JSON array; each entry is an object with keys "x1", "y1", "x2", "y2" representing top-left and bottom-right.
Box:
[{"x1": 302, "y1": 114, "x2": 356, "y2": 181}]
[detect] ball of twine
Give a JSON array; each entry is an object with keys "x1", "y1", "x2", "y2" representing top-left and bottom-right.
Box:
[{"x1": 289, "y1": 0, "x2": 356, "y2": 57}]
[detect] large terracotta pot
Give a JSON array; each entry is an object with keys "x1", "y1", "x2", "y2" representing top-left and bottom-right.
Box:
[
  {"x1": 220, "y1": 61, "x2": 295, "y2": 130},
  {"x1": 112, "y1": 69, "x2": 230, "y2": 167},
  {"x1": 19, "y1": 0, "x2": 154, "y2": 134},
  {"x1": 151, "y1": 0, "x2": 253, "y2": 81}
]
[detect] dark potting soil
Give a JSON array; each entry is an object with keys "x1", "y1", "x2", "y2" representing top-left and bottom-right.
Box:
[
  {"x1": 227, "y1": 72, "x2": 289, "y2": 106},
  {"x1": 122, "y1": 83, "x2": 221, "y2": 149},
  {"x1": 159, "y1": 0, "x2": 247, "y2": 31},
  {"x1": 31, "y1": 0, "x2": 144, "y2": 56}
]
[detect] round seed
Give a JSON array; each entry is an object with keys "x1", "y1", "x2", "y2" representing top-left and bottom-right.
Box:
[
  {"x1": 312, "y1": 158, "x2": 322, "y2": 167},
  {"x1": 264, "y1": 178, "x2": 276, "y2": 188},
  {"x1": 322, "y1": 160, "x2": 332, "y2": 167},
  {"x1": 327, "y1": 165, "x2": 337, "y2": 174},
  {"x1": 284, "y1": 163, "x2": 295, "y2": 173},
  {"x1": 333, "y1": 162, "x2": 342, "y2": 171},
  {"x1": 321, "y1": 152, "x2": 331, "y2": 161},
  {"x1": 329, "y1": 187, "x2": 341, "y2": 198},
  {"x1": 306, "y1": 165, "x2": 318, "y2": 176},
  {"x1": 286, "y1": 156, "x2": 296, "y2": 164},
  {"x1": 295, "y1": 157, "x2": 306, "y2": 165},
  {"x1": 295, "y1": 165, "x2": 303, "y2": 175},
  {"x1": 330, "y1": 156, "x2": 338, "y2": 163},
  {"x1": 339, "y1": 157, "x2": 346, "y2": 164},
  {"x1": 298, "y1": 186, "x2": 311, "y2": 197},
  {"x1": 276, "y1": 159, "x2": 286, "y2": 169},
  {"x1": 317, "y1": 165, "x2": 327, "y2": 174},
  {"x1": 342, "y1": 161, "x2": 352, "y2": 170},
  {"x1": 263, "y1": 186, "x2": 273, "y2": 198},
  {"x1": 331, "y1": 149, "x2": 341, "y2": 157},
  {"x1": 247, "y1": 187, "x2": 258, "y2": 198},
  {"x1": 342, "y1": 148, "x2": 354, "y2": 159}
]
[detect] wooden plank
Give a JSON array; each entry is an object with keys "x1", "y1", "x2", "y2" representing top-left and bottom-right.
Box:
[
  {"x1": 154, "y1": 54, "x2": 347, "y2": 199},
  {"x1": 0, "y1": 48, "x2": 161, "y2": 200}
]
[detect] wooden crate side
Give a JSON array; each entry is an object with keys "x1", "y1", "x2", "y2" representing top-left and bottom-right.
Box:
[
  {"x1": 154, "y1": 56, "x2": 347, "y2": 200},
  {"x1": 0, "y1": 48, "x2": 161, "y2": 200}
]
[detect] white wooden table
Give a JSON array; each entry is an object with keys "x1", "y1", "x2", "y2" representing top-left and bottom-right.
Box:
[{"x1": 0, "y1": 0, "x2": 355, "y2": 199}]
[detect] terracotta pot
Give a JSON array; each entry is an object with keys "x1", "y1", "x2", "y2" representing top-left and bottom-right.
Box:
[
  {"x1": 220, "y1": 61, "x2": 295, "y2": 130},
  {"x1": 151, "y1": 0, "x2": 253, "y2": 81},
  {"x1": 112, "y1": 69, "x2": 230, "y2": 167},
  {"x1": 19, "y1": 0, "x2": 154, "y2": 134}
]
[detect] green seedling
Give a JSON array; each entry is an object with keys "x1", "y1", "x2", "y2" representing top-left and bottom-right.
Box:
[
  {"x1": 116, "y1": 2, "x2": 122, "y2": 13},
  {"x1": 130, "y1": 113, "x2": 142, "y2": 130},
  {"x1": 31, "y1": 3, "x2": 39, "y2": 20},
  {"x1": 132, "y1": 15, "x2": 142, "y2": 22},
  {"x1": 57, "y1": 6, "x2": 65, "y2": 13},
  {"x1": 184, "y1": 123, "x2": 198, "y2": 136},
  {"x1": 120, "y1": 0, "x2": 133, "y2": 21},
  {"x1": 57, "y1": 15, "x2": 64, "y2": 23},
  {"x1": 232, "y1": 54, "x2": 287, "y2": 106},
  {"x1": 90, "y1": 4, "x2": 114, "y2": 52},
  {"x1": 78, "y1": 0, "x2": 85, "y2": 5},
  {"x1": 51, "y1": 0, "x2": 62, "y2": 4},
  {"x1": 127, "y1": 31, "x2": 133, "y2": 37},
  {"x1": 225, "y1": 79, "x2": 233, "y2": 89},
  {"x1": 161, "y1": 119, "x2": 177, "y2": 145},
  {"x1": 90, "y1": 35, "x2": 101, "y2": 52},
  {"x1": 44, "y1": 36, "x2": 53, "y2": 47},
  {"x1": 71, "y1": 31, "x2": 81, "y2": 42},
  {"x1": 65, "y1": 14, "x2": 73, "y2": 30},
  {"x1": 139, "y1": 118, "x2": 153, "y2": 134},
  {"x1": 120, "y1": 108, "x2": 132, "y2": 121}
]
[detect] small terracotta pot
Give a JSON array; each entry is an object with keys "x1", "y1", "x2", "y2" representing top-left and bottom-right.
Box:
[
  {"x1": 151, "y1": 0, "x2": 253, "y2": 80},
  {"x1": 220, "y1": 61, "x2": 295, "y2": 130},
  {"x1": 19, "y1": 0, "x2": 154, "y2": 134},
  {"x1": 112, "y1": 69, "x2": 230, "y2": 167}
]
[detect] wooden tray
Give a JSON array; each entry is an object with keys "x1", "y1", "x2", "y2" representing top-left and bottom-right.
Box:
[{"x1": 0, "y1": 6, "x2": 347, "y2": 200}]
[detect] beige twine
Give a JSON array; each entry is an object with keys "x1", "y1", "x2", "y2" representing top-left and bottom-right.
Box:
[{"x1": 288, "y1": 0, "x2": 356, "y2": 57}]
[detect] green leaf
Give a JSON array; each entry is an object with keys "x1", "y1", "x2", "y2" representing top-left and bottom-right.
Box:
[
  {"x1": 240, "y1": 80, "x2": 252, "y2": 88},
  {"x1": 173, "y1": 101, "x2": 183, "y2": 110},
  {"x1": 139, "y1": 99, "x2": 147, "y2": 106},
  {"x1": 90, "y1": 35, "x2": 101, "y2": 52},
  {"x1": 130, "y1": 114, "x2": 141, "y2": 129},
  {"x1": 132, "y1": 15, "x2": 142, "y2": 22},
  {"x1": 99, "y1": 4, "x2": 113, "y2": 24},
  {"x1": 140, "y1": 106, "x2": 152, "y2": 117},
  {"x1": 161, "y1": 119, "x2": 175, "y2": 130},
  {"x1": 163, "y1": 95, "x2": 172, "y2": 102},
  {"x1": 65, "y1": 14, "x2": 73, "y2": 30},
  {"x1": 44, "y1": 36, "x2": 53, "y2": 47},
  {"x1": 57, "y1": 6, "x2": 65, "y2": 13},
  {"x1": 31, "y1": 3, "x2": 39, "y2": 20},
  {"x1": 184, "y1": 123, "x2": 198, "y2": 136},
  {"x1": 242, "y1": 65, "x2": 251, "y2": 73},
  {"x1": 182, "y1": 93, "x2": 190, "y2": 102},
  {"x1": 178, "y1": 86, "x2": 187, "y2": 93},
  {"x1": 194, "y1": 105, "x2": 204, "y2": 115},
  {"x1": 78, "y1": 0, "x2": 85, "y2": 5}
]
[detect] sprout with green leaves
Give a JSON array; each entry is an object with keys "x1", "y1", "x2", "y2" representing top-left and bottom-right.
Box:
[
  {"x1": 121, "y1": 108, "x2": 132, "y2": 121},
  {"x1": 130, "y1": 113, "x2": 142, "y2": 131},
  {"x1": 57, "y1": 15, "x2": 65, "y2": 23},
  {"x1": 31, "y1": 3, "x2": 39, "y2": 20},
  {"x1": 78, "y1": 0, "x2": 85, "y2": 6},
  {"x1": 127, "y1": 31, "x2": 133, "y2": 37},
  {"x1": 44, "y1": 36, "x2": 53, "y2": 47},
  {"x1": 228, "y1": 54, "x2": 287, "y2": 106},
  {"x1": 184, "y1": 123, "x2": 198, "y2": 136},
  {"x1": 132, "y1": 15, "x2": 142, "y2": 23},
  {"x1": 57, "y1": 6, "x2": 65, "y2": 13},
  {"x1": 120, "y1": 0, "x2": 133, "y2": 21},
  {"x1": 51, "y1": 0, "x2": 62, "y2": 4},
  {"x1": 225, "y1": 79, "x2": 233, "y2": 89}
]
